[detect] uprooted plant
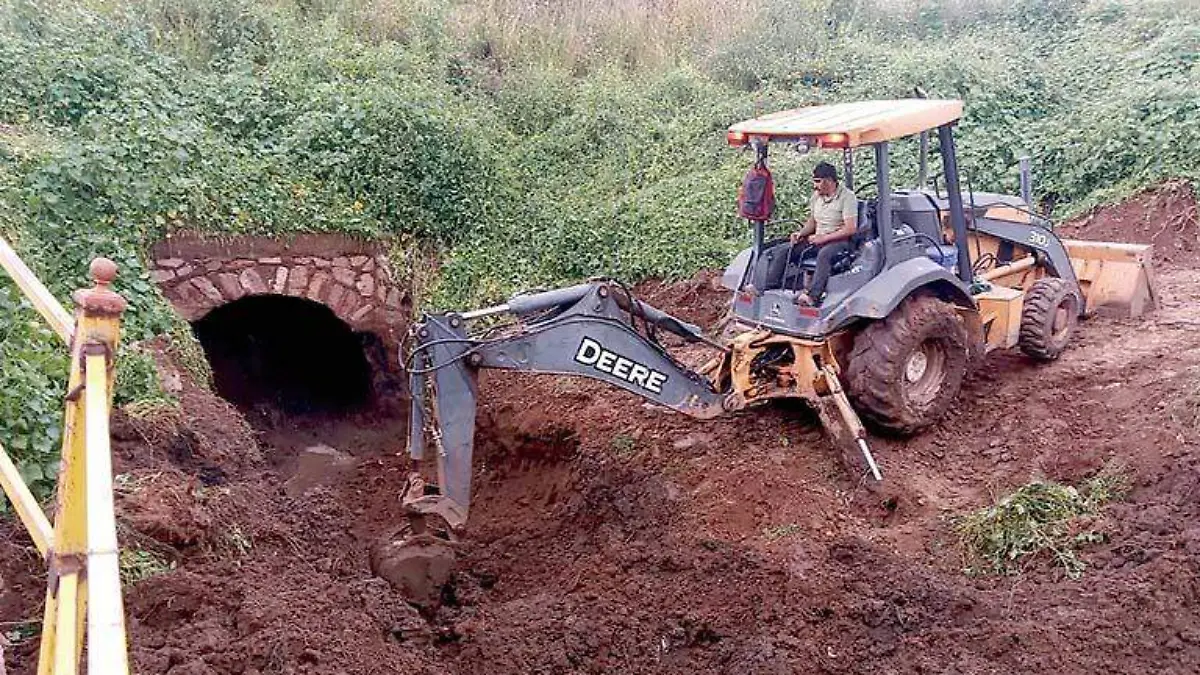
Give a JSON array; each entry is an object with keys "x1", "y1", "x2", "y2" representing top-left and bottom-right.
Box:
[{"x1": 955, "y1": 465, "x2": 1131, "y2": 579}]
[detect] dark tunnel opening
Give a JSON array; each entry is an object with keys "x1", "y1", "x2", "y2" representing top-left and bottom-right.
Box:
[{"x1": 192, "y1": 295, "x2": 374, "y2": 415}]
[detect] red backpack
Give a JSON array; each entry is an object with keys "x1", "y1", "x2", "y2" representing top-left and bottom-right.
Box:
[{"x1": 738, "y1": 162, "x2": 775, "y2": 221}]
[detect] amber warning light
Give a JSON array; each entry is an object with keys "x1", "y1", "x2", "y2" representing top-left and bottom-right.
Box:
[
  {"x1": 818, "y1": 132, "x2": 848, "y2": 148},
  {"x1": 728, "y1": 131, "x2": 850, "y2": 148}
]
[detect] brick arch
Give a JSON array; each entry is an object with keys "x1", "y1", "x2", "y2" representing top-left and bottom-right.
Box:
[{"x1": 150, "y1": 233, "x2": 410, "y2": 340}]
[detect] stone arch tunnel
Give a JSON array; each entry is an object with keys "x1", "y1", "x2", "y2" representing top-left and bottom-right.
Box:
[{"x1": 150, "y1": 233, "x2": 410, "y2": 415}]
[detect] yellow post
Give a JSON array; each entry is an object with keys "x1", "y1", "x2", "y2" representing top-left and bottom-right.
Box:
[
  {"x1": 52, "y1": 572, "x2": 79, "y2": 675},
  {"x1": 35, "y1": 258, "x2": 129, "y2": 675},
  {"x1": 0, "y1": 235, "x2": 75, "y2": 344},
  {"x1": 0, "y1": 443, "x2": 53, "y2": 556}
]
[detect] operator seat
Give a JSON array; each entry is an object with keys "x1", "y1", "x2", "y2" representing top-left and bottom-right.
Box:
[
  {"x1": 752, "y1": 201, "x2": 877, "y2": 293},
  {"x1": 796, "y1": 199, "x2": 876, "y2": 275}
]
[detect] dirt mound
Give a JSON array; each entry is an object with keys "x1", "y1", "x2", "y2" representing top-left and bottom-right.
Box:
[
  {"x1": 1059, "y1": 180, "x2": 1199, "y2": 265},
  {"x1": 636, "y1": 269, "x2": 729, "y2": 329}
]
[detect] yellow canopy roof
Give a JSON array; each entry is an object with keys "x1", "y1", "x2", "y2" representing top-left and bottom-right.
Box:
[{"x1": 728, "y1": 99, "x2": 963, "y2": 148}]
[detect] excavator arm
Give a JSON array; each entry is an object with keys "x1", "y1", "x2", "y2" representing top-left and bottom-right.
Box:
[{"x1": 404, "y1": 281, "x2": 730, "y2": 529}]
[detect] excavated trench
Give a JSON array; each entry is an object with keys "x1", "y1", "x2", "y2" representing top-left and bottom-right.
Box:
[{"x1": 192, "y1": 294, "x2": 376, "y2": 415}]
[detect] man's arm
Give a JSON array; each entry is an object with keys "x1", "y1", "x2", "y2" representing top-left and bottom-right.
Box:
[{"x1": 791, "y1": 215, "x2": 817, "y2": 243}]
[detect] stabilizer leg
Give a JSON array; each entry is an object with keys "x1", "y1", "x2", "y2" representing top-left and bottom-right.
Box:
[{"x1": 815, "y1": 366, "x2": 882, "y2": 482}]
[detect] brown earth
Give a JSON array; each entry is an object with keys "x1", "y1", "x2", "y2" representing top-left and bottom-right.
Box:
[
  {"x1": 1058, "y1": 180, "x2": 1199, "y2": 265},
  {"x1": 2, "y1": 183, "x2": 1199, "y2": 674}
]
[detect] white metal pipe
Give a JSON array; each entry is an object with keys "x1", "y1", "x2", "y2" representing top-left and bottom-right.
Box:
[
  {"x1": 83, "y1": 353, "x2": 130, "y2": 675},
  {"x1": 0, "y1": 444, "x2": 52, "y2": 557},
  {"x1": 858, "y1": 438, "x2": 883, "y2": 482}
]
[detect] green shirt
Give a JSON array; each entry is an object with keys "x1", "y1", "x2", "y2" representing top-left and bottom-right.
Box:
[{"x1": 809, "y1": 185, "x2": 858, "y2": 236}]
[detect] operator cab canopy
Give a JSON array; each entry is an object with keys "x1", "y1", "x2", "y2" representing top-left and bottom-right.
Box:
[{"x1": 726, "y1": 99, "x2": 963, "y2": 149}]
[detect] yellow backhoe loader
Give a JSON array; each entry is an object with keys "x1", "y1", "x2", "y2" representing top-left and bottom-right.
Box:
[{"x1": 379, "y1": 99, "x2": 1156, "y2": 601}]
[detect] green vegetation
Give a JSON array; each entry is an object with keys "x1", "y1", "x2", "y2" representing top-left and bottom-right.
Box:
[
  {"x1": 118, "y1": 546, "x2": 175, "y2": 585},
  {"x1": 222, "y1": 523, "x2": 253, "y2": 557},
  {"x1": 610, "y1": 433, "x2": 637, "y2": 456},
  {"x1": 762, "y1": 522, "x2": 803, "y2": 541},
  {"x1": 2, "y1": 619, "x2": 40, "y2": 646},
  {"x1": 955, "y1": 467, "x2": 1131, "y2": 578},
  {"x1": 0, "y1": 0, "x2": 1196, "y2": 500}
]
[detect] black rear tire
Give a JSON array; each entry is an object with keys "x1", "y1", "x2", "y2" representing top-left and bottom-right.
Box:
[
  {"x1": 1019, "y1": 277, "x2": 1079, "y2": 361},
  {"x1": 845, "y1": 295, "x2": 970, "y2": 435}
]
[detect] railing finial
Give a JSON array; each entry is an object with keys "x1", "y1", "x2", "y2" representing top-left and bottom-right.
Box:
[
  {"x1": 74, "y1": 257, "x2": 127, "y2": 317},
  {"x1": 90, "y1": 257, "x2": 118, "y2": 287}
]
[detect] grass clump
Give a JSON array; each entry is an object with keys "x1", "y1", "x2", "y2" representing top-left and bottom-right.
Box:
[
  {"x1": 2, "y1": 620, "x2": 39, "y2": 645},
  {"x1": 610, "y1": 433, "x2": 637, "y2": 456},
  {"x1": 762, "y1": 522, "x2": 803, "y2": 541},
  {"x1": 118, "y1": 547, "x2": 175, "y2": 585},
  {"x1": 955, "y1": 467, "x2": 1131, "y2": 578}
]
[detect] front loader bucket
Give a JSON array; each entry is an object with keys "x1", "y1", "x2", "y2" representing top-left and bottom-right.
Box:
[{"x1": 1063, "y1": 239, "x2": 1158, "y2": 317}]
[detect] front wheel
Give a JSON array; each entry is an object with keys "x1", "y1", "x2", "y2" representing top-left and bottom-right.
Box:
[
  {"x1": 844, "y1": 295, "x2": 970, "y2": 435},
  {"x1": 1019, "y1": 277, "x2": 1079, "y2": 360}
]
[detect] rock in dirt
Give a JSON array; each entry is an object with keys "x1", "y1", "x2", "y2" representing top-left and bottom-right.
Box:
[
  {"x1": 284, "y1": 444, "x2": 356, "y2": 496},
  {"x1": 369, "y1": 531, "x2": 456, "y2": 608},
  {"x1": 357, "y1": 577, "x2": 431, "y2": 641}
]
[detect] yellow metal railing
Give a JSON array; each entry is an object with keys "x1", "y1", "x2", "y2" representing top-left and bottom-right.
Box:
[{"x1": 0, "y1": 238, "x2": 129, "y2": 675}]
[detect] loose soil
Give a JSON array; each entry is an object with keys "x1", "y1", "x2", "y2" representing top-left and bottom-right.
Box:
[{"x1": 3, "y1": 184, "x2": 1199, "y2": 674}]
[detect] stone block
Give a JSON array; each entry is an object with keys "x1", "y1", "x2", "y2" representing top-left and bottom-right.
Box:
[
  {"x1": 240, "y1": 267, "x2": 268, "y2": 295},
  {"x1": 227, "y1": 259, "x2": 257, "y2": 270},
  {"x1": 332, "y1": 267, "x2": 356, "y2": 286},
  {"x1": 259, "y1": 257, "x2": 283, "y2": 265},
  {"x1": 216, "y1": 273, "x2": 244, "y2": 300},
  {"x1": 150, "y1": 269, "x2": 175, "y2": 283},
  {"x1": 355, "y1": 273, "x2": 375, "y2": 297},
  {"x1": 350, "y1": 255, "x2": 369, "y2": 267},
  {"x1": 350, "y1": 303, "x2": 375, "y2": 322},
  {"x1": 157, "y1": 258, "x2": 185, "y2": 268},
  {"x1": 333, "y1": 256, "x2": 351, "y2": 268},
  {"x1": 272, "y1": 267, "x2": 288, "y2": 293},
  {"x1": 314, "y1": 258, "x2": 331, "y2": 268},
  {"x1": 386, "y1": 288, "x2": 403, "y2": 309},
  {"x1": 170, "y1": 281, "x2": 203, "y2": 311},
  {"x1": 306, "y1": 271, "x2": 330, "y2": 301},
  {"x1": 287, "y1": 266, "x2": 309, "y2": 295},
  {"x1": 191, "y1": 277, "x2": 225, "y2": 304},
  {"x1": 176, "y1": 264, "x2": 195, "y2": 278},
  {"x1": 326, "y1": 284, "x2": 348, "y2": 315},
  {"x1": 374, "y1": 257, "x2": 393, "y2": 281},
  {"x1": 339, "y1": 292, "x2": 361, "y2": 319}
]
